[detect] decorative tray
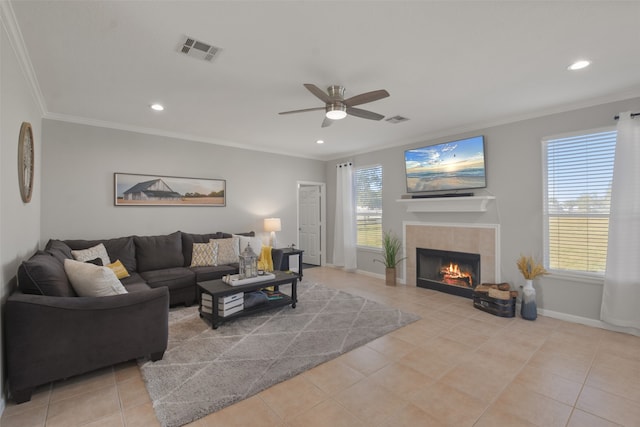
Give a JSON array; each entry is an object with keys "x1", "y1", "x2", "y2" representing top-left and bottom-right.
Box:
[{"x1": 222, "y1": 273, "x2": 276, "y2": 287}]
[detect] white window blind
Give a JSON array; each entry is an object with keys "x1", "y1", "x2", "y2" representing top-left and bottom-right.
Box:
[
  {"x1": 543, "y1": 129, "x2": 616, "y2": 274},
  {"x1": 355, "y1": 165, "x2": 383, "y2": 248}
]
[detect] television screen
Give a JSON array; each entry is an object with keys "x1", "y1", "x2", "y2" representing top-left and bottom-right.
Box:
[{"x1": 404, "y1": 135, "x2": 486, "y2": 193}]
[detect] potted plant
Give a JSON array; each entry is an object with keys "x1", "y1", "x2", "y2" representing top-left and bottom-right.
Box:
[
  {"x1": 516, "y1": 255, "x2": 547, "y2": 320},
  {"x1": 375, "y1": 231, "x2": 407, "y2": 286}
]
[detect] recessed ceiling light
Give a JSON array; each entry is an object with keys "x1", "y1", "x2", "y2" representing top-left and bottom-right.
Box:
[
  {"x1": 568, "y1": 60, "x2": 591, "y2": 71},
  {"x1": 316, "y1": 140, "x2": 324, "y2": 144},
  {"x1": 150, "y1": 103, "x2": 164, "y2": 111}
]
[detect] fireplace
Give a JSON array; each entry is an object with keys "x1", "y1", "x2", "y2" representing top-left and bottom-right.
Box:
[{"x1": 417, "y1": 248, "x2": 481, "y2": 298}]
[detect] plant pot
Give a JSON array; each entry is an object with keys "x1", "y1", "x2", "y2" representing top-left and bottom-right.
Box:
[{"x1": 385, "y1": 267, "x2": 396, "y2": 286}]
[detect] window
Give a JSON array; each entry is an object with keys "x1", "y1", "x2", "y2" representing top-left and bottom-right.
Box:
[
  {"x1": 355, "y1": 165, "x2": 382, "y2": 248},
  {"x1": 543, "y1": 128, "x2": 616, "y2": 275}
]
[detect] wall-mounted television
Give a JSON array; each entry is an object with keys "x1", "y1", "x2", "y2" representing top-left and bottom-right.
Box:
[{"x1": 404, "y1": 135, "x2": 486, "y2": 194}]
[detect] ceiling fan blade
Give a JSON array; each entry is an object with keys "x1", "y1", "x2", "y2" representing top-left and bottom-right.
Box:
[
  {"x1": 304, "y1": 84, "x2": 331, "y2": 103},
  {"x1": 321, "y1": 117, "x2": 333, "y2": 128},
  {"x1": 347, "y1": 107, "x2": 385, "y2": 121},
  {"x1": 344, "y1": 89, "x2": 390, "y2": 107},
  {"x1": 278, "y1": 107, "x2": 325, "y2": 115}
]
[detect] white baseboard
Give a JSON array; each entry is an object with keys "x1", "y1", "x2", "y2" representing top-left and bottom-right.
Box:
[
  {"x1": 355, "y1": 269, "x2": 383, "y2": 280},
  {"x1": 355, "y1": 270, "x2": 408, "y2": 285},
  {"x1": 538, "y1": 308, "x2": 640, "y2": 336}
]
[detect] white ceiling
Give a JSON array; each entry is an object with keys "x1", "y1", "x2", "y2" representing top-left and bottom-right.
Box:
[{"x1": 9, "y1": 1, "x2": 640, "y2": 160}]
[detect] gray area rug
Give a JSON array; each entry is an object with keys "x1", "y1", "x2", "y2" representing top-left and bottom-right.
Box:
[{"x1": 139, "y1": 281, "x2": 420, "y2": 427}]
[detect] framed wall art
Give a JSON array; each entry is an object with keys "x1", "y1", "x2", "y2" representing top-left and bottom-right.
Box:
[{"x1": 114, "y1": 173, "x2": 226, "y2": 206}]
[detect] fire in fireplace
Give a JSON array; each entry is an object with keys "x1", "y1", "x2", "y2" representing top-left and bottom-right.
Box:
[{"x1": 417, "y1": 248, "x2": 481, "y2": 298}]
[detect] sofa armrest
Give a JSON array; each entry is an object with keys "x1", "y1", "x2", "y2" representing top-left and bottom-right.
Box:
[{"x1": 5, "y1": 287, "x2": 169, "y2": 402}]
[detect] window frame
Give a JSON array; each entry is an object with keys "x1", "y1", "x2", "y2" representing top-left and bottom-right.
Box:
[
  {"x1": 355, "y1": 164, "x2": 383, "y2": 250},
  {"x1": 541, "y1": 126, "x2": 616, "y2": 279}
]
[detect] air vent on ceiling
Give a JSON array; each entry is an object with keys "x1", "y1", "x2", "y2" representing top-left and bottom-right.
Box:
[
  {"x1": 385, "y1": 115, "x2": 410, "y2": 124},
  {"x1": 179, "y1": 36, "x2": 221, "y2": 62}
]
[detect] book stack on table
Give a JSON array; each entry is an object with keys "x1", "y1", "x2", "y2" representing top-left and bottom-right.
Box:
[
  {"x1": 202, "y1": 292, "x2": 244, "y2": 317},
  {"x1": 264, "y1": 290, "x2": 285, "y2": 300}
]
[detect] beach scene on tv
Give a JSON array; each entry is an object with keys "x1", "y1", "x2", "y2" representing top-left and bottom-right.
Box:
[{"x1": 405, "y1": 136, "x2": 486, "y2": 192}]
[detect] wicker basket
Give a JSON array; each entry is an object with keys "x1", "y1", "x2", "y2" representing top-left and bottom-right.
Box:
[{"x1": 472, "y1": 291, "x2": 516, "y2": 317}]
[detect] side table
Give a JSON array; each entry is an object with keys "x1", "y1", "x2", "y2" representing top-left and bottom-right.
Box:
[{"x1": 279, "y1": 247, "x2": 304, "y2": 279}]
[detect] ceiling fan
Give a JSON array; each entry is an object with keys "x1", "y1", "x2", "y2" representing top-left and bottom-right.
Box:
[{"x1": 279, "y1": 84, "x2": 390, "y2": 128}]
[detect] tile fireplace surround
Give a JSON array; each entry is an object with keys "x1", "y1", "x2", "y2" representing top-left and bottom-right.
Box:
[{"x1": 403, "y1": 222, "x2": 500, "y2": 287}]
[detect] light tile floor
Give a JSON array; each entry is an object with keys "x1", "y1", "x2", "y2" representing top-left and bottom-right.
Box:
[{"x1": 3, "y1": 267, "x2": 640, "y2": 427}]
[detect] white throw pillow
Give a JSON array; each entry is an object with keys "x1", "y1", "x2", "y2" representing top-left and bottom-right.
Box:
[
  {"x1": 64, "y1": 259, "x2": 128, "y2": 297},
  {"x1": 234, "y1": 234, "x2": 264, "y2": 256},
  {"x1": 71, "y1": 243, "x2": 111, "y2": 266},
  {"x1": 214, "y1": 237, "x2": 239, "y2": 265}
]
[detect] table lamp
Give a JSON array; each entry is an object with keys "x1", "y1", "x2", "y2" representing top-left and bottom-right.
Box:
[{"x1": 264, "y1": 218, "x2": 281, "y2": 248}]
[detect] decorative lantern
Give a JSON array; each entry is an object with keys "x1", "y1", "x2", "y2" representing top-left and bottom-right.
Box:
[{"x1": 239, "y1": 243, "x2": 258, "y2": 279}]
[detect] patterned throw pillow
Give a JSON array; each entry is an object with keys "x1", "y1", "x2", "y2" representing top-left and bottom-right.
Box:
[
  {"x1": 190, "y1": 242, "x2": 214, "y2": 267},
  {"x1": 214, "y1": 237, "x2": 239, "y2": 265},
  {"x1": 71, "y1": 243, "x2": 111, "y2": 267}
]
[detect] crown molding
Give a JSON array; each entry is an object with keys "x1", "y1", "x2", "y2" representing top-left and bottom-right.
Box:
[
  {"x1": 329, "y1": 89, "x2": 640, "y2": 162},
  {"x1": 43, "y1": 112, "x2": 322, "y2": 161},
  {"x1": 0, "y1": 0, "x2": 47, "y2": 115}
]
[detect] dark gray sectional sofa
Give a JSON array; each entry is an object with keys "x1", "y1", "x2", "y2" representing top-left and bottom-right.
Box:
[{"x1": 5, "y1": 230, "x2": 283, "y2": 403}]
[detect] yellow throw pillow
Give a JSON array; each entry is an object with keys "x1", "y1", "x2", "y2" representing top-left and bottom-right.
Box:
[{"x1": 107, "y1": 259, "x2": 130, "y2": 279}]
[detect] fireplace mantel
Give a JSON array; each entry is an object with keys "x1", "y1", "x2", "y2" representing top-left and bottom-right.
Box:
[{"x1": 396, "y1": 196, "x2": 495, "y2": 213}]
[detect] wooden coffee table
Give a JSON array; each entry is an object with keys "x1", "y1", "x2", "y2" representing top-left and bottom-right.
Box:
[{"x1": 197, "y1": 271, "x2": 298, "y2": 329}]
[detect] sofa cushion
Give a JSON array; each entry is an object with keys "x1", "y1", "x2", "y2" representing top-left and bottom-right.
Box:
[
  {"x1": 17, "y1": 252, "x2": 77, "y2": 297},
  {"x1": 122, "y1": 282, "x2": 152, "y2": 293},
  {"x1": 120, "y1": 272, "x2": 148, "y2": 289},
  {"x1": 134, "y1": 232, "x2": 184, "y2": 273},
  {"x1": 45, "y1": 240, "x2": 73, "y2": 263},
  {"x1": 181, "y1": 232, "x2": 222, "y2": 266},
  {"x1": 64, "y1": 236, "x2": 137, "y2": 273},
  {"x1": 63, "y1": 259, "x2": 128, "y2": 297},
  {"x1": 139, "y1": 267, "x2": 195, "y2": 291},
  {"x1": 190, "y1": 265, "x2": 237, "y2": 282}
]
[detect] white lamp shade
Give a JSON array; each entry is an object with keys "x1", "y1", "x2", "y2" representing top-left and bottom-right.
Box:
[{"x1": 264, "y1": 218, "x2": 282, "y2": 232}]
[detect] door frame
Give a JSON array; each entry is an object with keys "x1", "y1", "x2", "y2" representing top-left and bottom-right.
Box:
[{"x1": 296, "y1": 181, "x2": 326, "y2": 266}]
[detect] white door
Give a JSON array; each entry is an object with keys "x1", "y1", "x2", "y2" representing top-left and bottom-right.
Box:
[{"x1": 299, "y1": 185, "x2": 321, "y2": 265}]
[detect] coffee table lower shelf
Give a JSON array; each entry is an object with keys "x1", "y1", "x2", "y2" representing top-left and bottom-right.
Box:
[{"x1": 197, "y1": 271, "x2": 298, "y2": 329}]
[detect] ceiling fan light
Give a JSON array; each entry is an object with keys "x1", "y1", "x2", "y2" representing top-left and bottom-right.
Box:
[
  {"x1": 568, "y1": 60, "x2": 590, "y2": 71},
  {"x1": 326, "y1": 103, "x2": 347, "y2": 120}
]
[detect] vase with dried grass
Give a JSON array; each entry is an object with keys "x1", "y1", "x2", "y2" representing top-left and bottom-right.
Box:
[{"x1": 516, "y1": 255, "x2": 547, "y2": 320}]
